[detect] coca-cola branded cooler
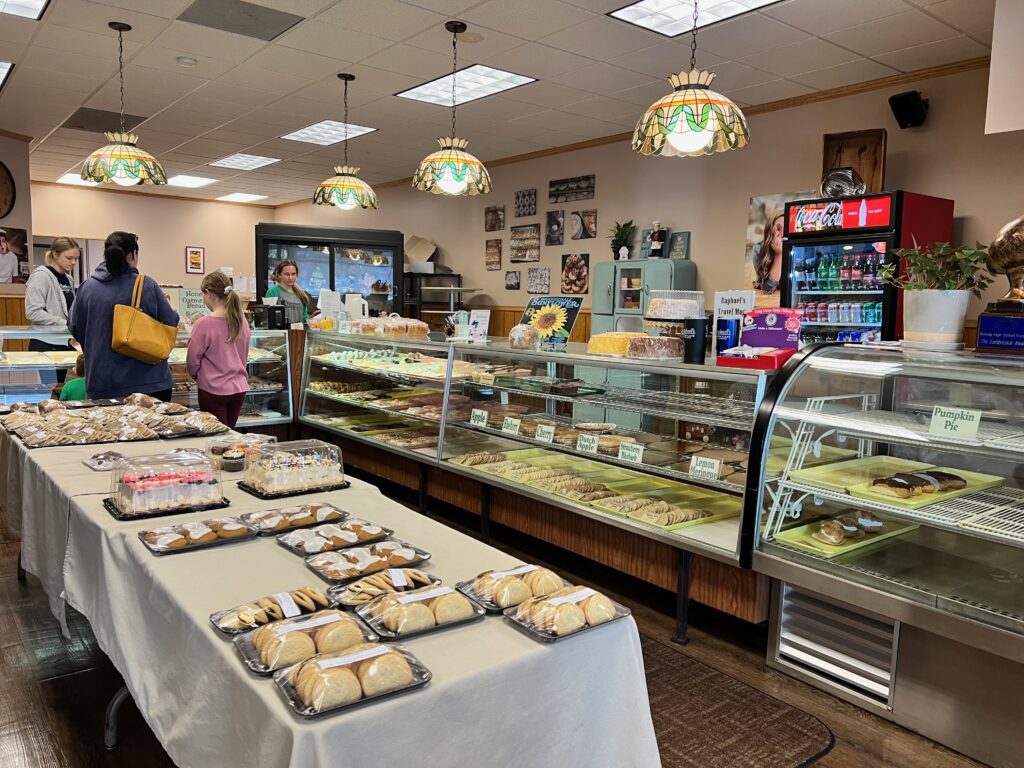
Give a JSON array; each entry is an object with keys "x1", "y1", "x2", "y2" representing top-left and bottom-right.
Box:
[{"x1": 782, "y1": 191, "x2": 953, "y2": 343}]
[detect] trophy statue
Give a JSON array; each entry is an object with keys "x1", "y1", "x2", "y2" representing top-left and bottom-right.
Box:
[{"x1": 977, "y1": 215, "x2": 1024, "y2": 353}]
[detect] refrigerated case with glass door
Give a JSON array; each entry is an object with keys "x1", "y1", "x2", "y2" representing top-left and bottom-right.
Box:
[
  {"x1": 255, "y1": 224, "x2": 404, "y2": 317},
  {"x1": 781, "y1": 191, "x2": 953, "y2": 343}
]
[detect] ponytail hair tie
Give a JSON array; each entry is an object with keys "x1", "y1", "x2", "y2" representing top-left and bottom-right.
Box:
[{"x1": 223, "y1": 285, "x2": 233, "y2": 294}]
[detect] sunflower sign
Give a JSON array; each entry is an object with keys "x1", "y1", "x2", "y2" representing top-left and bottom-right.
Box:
[{"x1": 519, "y1": 296, "x2": 583, "y2": 347}]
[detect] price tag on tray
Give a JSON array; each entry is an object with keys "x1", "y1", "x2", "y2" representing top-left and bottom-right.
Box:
[
  {"x1": 618, "y1": 442, "x2": 645, "y2": 464},
  {"x1": 501, "y1": 416, "x2": 522, "y2": 436},
  {"x1": 689, "y1": 455, "x2": 722, "y2": 481},
  {"x1": 535, "y1": 424, "x2": 555, "y2": 443},
  {"x1": 577, "y1": 433, "x2": 599, "y2": 454},
  {"x1": 470, "y1": 409, "x2": 489, "y2": 427}
]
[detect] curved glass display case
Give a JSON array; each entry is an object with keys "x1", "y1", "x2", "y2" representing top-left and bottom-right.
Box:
[
  {"x1": 169, "y1": 330, "x2": 293, "y2": 427},
  {"x1": 0, "y1": 327, "x2": 78, "y2": 405}
]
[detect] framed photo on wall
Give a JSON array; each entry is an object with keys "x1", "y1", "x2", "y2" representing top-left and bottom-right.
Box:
[
  {"x1": 505, "y1": 271, "x2": 521, "y2": 290},
  {"x1": 485, "y1": 239, "x2": 502, "y2": 271},
  {"x1": 485, "y1": 205, "x2": 505, "y2": 232},
  {"x1": 514, "y1": 188, "x2": 537, "y2": 217},
  {"x1": 186, "y1": 246, "x2": 205, "y2": 274},
  {"x1": 667, "y1": 231, "x2": 691, "y2": 259}
]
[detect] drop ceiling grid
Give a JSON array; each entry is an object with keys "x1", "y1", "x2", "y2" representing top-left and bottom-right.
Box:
[{"x1": 0, "y1": 0, "x2": 992, "y2": 202}]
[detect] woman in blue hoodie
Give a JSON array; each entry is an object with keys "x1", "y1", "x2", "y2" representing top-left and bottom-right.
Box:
[{"x1": 70, "y1": 231, "x2": 180, "y2": 400}]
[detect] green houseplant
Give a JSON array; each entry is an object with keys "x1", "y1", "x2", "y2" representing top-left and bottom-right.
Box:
[
  {"x1": 609, "y1": 220, "x2": 637, "y2": 259},
  {"x1": 880, "y1": 242, "x2": 992, "y2": 344}
]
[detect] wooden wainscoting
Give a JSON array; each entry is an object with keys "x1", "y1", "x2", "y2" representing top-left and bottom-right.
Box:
[
  {"x1": 0, "y1": 296, "x2": 29, "y2": 351},
  {"x1": 479, "y1": 305, "x2": 592, "y2": 343}
]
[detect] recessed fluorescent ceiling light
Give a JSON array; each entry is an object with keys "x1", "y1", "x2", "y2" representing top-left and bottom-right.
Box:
[
  {"x1": 281, "y1": 120, "x2": 376, "y2": 146},
  {"x1": 210, "y1": 153, "x2": 279, "y2": 170},
  {"x1": 217, "y1": 193, "x2": 267, "y2": 202},
  {"x1": 397, "y1": 64, "x2": 535, "y2": 107},
  {"x1": 167, "y1": 174, "x2": 218, "y2": 188},
  {"x1": 0, "y1": 0, "x2": 48, "y2": 20},
  {"x1": 610, "y1": 0, "x2": 780, "y2": 37},
  {"x1": 57, "y1": 172, "x2": 97, "y2": 187},
  {"x1": 0, "y1": 61, "x2": 12, "y2": 91}
]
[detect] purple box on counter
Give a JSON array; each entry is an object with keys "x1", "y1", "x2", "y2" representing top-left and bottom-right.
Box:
[{"x1": 740, "y1": 308, "x2": 801, "y2": 350}]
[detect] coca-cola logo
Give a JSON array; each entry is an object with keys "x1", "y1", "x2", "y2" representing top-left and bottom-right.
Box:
[{"x1": 793, "y1": 202, "x2": 843, "y2": 231}]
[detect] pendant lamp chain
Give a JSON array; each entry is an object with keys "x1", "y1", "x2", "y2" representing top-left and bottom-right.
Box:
[
  {"x1": 342, "y1": 76, "x2": 350, "y2": 168},
  {"x1": 117, "y1": 24, "x2": 126, "y2": 134},
  {"x1": 689, "y1": 0, "x2": 698, "y2": 72},
  {"x1": 450, "y1": 26, "x2": 458, "y2": 138}
]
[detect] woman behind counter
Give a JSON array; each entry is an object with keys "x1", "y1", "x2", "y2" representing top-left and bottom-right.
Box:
[
  {"x1": 70, "y1": 231, "x2": 179, "y2": 401},
  {"x1": 25, "y1": 236, "x2": 79, "y2": 349},
  {"x1": 265, "y1": 259, "x2": 315, "y2": 324}
]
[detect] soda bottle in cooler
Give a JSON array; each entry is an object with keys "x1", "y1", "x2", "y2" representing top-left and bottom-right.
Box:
[
  {"x1": 792, "y1": 252, "x2": 805, "y2": 291},
  {"x1": 840, "y1": 254, "x2": 851, "y2": 289},
  {"x1": 851, "y1": 301, "x2": 862, "y2": 324},
  {"x1": 828, "y1": 252, "x2": 840, "y2": 291},
  {"x1": 817, "y1": 253, "x2": 829, "y2": 292},
  {"x1": 851, "y1": 253, "x2": 863, "y2": 289},
  {"x1": 804, "y1": 251, "x2": 818, "y2": 290},
  {"x1": 865, "y1": 253, "x2": 877, "y2": 289},
  {"x1": 817, "y1": 302, "x2": 829, "y2": 324}
]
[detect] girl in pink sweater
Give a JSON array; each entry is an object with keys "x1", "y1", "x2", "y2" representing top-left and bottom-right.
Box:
[{"x1": 187, "y1": 271, "x2": 251, "y2": 428}]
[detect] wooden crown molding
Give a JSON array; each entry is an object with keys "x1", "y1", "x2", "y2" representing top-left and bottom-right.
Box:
[
  {"x1": 0, "y1": 127, "x2": 33, "y2": 143},
  {"x1": 32, "y1": 180, "x2": 277, "y2": 210}
]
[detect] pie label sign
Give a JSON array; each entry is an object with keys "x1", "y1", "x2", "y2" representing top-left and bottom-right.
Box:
[
  {"x1": 535, "y1": 424, "x2": 555, "y2": 443},
  {"x1": 470, "y1": 409, "x2": 488, "y2": 427},
  {"x1": 501, "y1": 417, "x2": 521, "y2": 436},
  {"x1": 689, "y1": 455, "x2": 722, "y2": 481},
  {"x1": 929, "y1": 406, "x2": 981, "y2": 440},
  {"x1": 618, "y1": 442, "x2": 645, "y2": 464},
  {"x1": 576, "y1": 433, "x2": 599, "y2": 454}
]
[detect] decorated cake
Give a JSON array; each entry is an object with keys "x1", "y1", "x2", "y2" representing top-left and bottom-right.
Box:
[
  {"x1": 586, "y1": 332, "x2": 647, "y2": 356},
  {"x1": 110, "y1": 454, "x2": 223, "y2": 515},
  {"x1": 245, "y1": 439, "x2": 346, "y2": 494}
]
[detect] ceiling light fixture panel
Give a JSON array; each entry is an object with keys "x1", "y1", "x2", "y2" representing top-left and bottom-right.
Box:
[
  {"x1": 210, "y1": 153, "x2": 280, "y2": 170},
  {"x1": 0, "y1": 61, "x2": 11, "y2": 92},
  {"x1": 57, "y1": 173, "x2": 97, "y2": 187},
  {"x1": 610, "y1": 0, "x2": 780, "y2": 37},
  {"x1": 0, "y1": 0, "x2": 48, "y2": 20},
  {"x1": 216, "y1": 192, "x2": 267, "y2": 202},
  {"x1": 281, "y1": 120, "x2": 376, "y2": 146},
  {"x1": 397, "y1": 64, "x2": 535, "y2": 107},
  {"x1": 167, "y1": 174, "x2": 218, "y2": 188}
]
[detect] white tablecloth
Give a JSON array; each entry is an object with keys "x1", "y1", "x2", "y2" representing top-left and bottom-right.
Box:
[{"x1": 59, "y1": 477, "x2": 661, "y2": 767}]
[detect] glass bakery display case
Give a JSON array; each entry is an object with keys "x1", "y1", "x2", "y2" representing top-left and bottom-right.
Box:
[
  {"x1": 169, "y1": 330, "x2": 293, "y2": 427},
  {"x1": 299, "y1": 333, "x2": 769, "y2": 565},
  {"x1": 0, "y1": 327, "x2": 79, "y2": 406},
  {"x1": 747, "y1": 344, "x2": 1024, "y2": 766}
]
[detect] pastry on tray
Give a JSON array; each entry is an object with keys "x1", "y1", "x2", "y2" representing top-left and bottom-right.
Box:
[
  {"x1": 279, "y1": 520, "x2": 388, "y2": 554},
  {"x1": 251, "y1": 610, "x2": 368, "y2": 671},
  {"x1": 512, "y1": 586, "x2": 618, "y2": 637},
  {"x1": 870, "y1": 470, "x2": 966, "y2": 498},
  {"x1": 468, "y1": 566, "x2": 564, "y2": 609},
  {"x1": 141, "y1": 517, "x2": 253, "y2": 552},
  {"x1": 213, "y1": 587, "x2": 331, "y2": 632},
  {"x1": 450, "y1": 452, "x2": 507, "y2": 466},
  {"x1": 243, "y1": 503, "x2": 347, "y2": 533},
  {"x1": 334, "y1": 569, "x2": 436, "y2": 607},
  {"x1": 286, "y1": 642, "x2": 416, "y2": 713},
  {"x1": 363, "y1": 585, "x2": 478, "y2": 636}
]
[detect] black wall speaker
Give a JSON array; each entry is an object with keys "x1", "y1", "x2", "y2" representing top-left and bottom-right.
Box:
[{"x1": 889, "y1": 90, "x2": 929, "y2": 128}]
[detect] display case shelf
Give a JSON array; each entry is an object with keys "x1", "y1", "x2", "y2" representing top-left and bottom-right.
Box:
[
  {"x1": 303, "y1": 388, "x2": 444, "y2": 426},
  {"x1": 301, "y1": 414, "x2": 439, "y2": 465},
  {"x1": 794, "y1": 290, "x2": 884, "y2": 295},
  {"x1": 308, "y1": 356, "x2": 448, "y2": 387},
  {"x1": 581, "y1": 384, "x2": 756, "y2": 429}
]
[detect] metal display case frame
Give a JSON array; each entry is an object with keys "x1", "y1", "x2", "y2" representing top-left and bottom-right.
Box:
[{"x1": 0, "y1": 327, "x2": 79, "y2": 405}]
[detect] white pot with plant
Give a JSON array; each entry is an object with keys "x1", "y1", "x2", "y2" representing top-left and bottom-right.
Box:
[{"x1": 880, "y1": 241, "x2": 992, "y2": 345}]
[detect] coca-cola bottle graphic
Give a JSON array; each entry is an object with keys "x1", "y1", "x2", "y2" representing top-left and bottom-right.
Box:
[{"x1": 858, "y1": 198, "x2": 867, "y2": 227}]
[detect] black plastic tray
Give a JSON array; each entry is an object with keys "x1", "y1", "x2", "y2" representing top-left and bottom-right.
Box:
[
  {"x1": 237, "y1": 480, "x2": 351, "y2": 500},
  {"x1": 232, "y1": 612, "x2": 378, "y2": 675},
  {"x1": 103, "y1": 496, "x2": 230, "y2": 522},
  {"x1": 454, "y1": 573, "x2": 573, "y2": 615},
  {"x1": 502, "y1": 599, "x2": 631, "y2": 643},
  {"x1": 355, "y1": 588, "x2": 486, "y2": 640}
]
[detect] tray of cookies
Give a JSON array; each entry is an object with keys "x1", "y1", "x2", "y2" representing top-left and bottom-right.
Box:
[
  {"x1": 328, "y1": 568, "x2": 441, "y2": 608},
  {"x1": 274, "y1": 643, "x2": 431, "y2": 719},
  {"x1": 240, "y1": 502, "x2": 349, "y2": 536},
  {"x1": 138, "y1": 517, "x2": 257, "y2": 555},
  {"x1": 355, "y1": 584, "x2": 484, "y2": 639},
  {"x1": 276, "y1": 519, "x2": 393, "y2": 556},
  {"x1": 305, "y1": 541, "x2": 431, "y2": 585},
  {"x1": 233, "y1": 609, "x2": 378, "y2": 675},
  {"x1": 456, "y1": 565, "x2": 570, "y2": 614},
  {"x1": 504, "y1": 586, "x2": 630, "y2": 643},
  {"x1": 210, "y1": 586, "x2": 336, "y2": 635}
]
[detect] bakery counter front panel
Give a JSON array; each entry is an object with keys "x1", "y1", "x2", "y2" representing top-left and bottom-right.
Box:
[
  {"x1": 750, "y1": 344, "x2": 1024, "y2": 646},
  {"x1": 170, "y1": 330, "x2": 293, "y2": 427},
  {"x1": 0, "y1": 327, "x2": 78, "y2": 406}
]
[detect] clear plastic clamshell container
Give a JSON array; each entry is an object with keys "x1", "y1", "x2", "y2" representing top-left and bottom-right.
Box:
[
  {"x1": 107, "y1": 452, "x2": 226, "y2": 520},
  {"x1": 503, "y1": 586, "x2": 631, "y2": 643},
  {"x1": 456, "y1": 564, "x2": 571, "y2": 615},
  {"x1": 355, "y1": 584, "x2": 485, "y2": 639},
  {"x1": 233, "y1": 609, "x2": 377, "y2": 675},
  {"x1": 138, "y1": 516, "x2": 257, "y2": 555},
  {"x1": 305, "y1": 541, "x2": 431, "y2": 584},
  {"x1": 276, "y1": 519, "x2": 393, "y2": 556},
  {"x1": 240, "y1": 502, "x2": 349, "y2": 536},
  {"x1": 210, "y1": 586, "x2": 337, "y2": 635},
  {"x1": 206, "y1": 433, "x2": 277, "y2": 472},
  {"x1": 274, "y1": 643, "x2": 431, "y2": 718},
  {"x1": 644, "y1": 289, "x2": 705, "y2": 321},
  {"x1": 241, "y1": 439, "x2": 347, "y2": 498},
  {"x1": 328, "y1": 568, "x2": 442, "y2": 609}
]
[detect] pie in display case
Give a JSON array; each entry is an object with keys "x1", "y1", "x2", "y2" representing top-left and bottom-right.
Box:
[
  {"x1": 747, "y1": 344, "x2": 1024, "y2": 766},
  {"x1": 299, "y1": 334, "x2": 770, "y2": 564},
  {"x1": 169, "y1": 330, "x2": 292, "y2": 427}
]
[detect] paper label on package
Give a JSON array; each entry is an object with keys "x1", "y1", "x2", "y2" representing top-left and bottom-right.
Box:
[
  {"x1": 689, "y1": 455, "x2": 722, "y2": 481},
  {"x1": 546, "y1": 588, "x2": 596, "y2": 606},
  {"x1": 577, "y1": 433, "x2": 599, "y2": 454},
  {"x1": 470, "y1": 409, "x2": 488, "y2": 427},
  {"x1": 929, "y1": 405, "x2": 981, "y2": 440},
  {"x1": 273, "y1": 592, "x2": 302, "y2": 619},
  {"x1": 499, "y1": 391, "x2": 509, "y2": 405},
  {"x1": 387, "y1": 569, "x2": 409, "y2": 588},
  {"x1": 618, "y1": 442, "x2": 645, "y2": 464},
  {"x1": 488, "y1": 564, "x2": 538, "y2": 581},
  {"x1": 535, "y1": 424, "x2": 555, "y2": 443},
  {"x1": 476, "y1": 373, "x2": 496, "y2": 386},
  {"x1": 275, "y1": 613, "x2": 340, "y2": 635},
  {"x1": 318, "y1": 645, "x2": 389, "y2": 670},
  {"x1": 397, "y1": 585, "x2": 453, "y2": 604},
  {"x1": 501, "y1": 416, "x2": 521, "y2": 435}
]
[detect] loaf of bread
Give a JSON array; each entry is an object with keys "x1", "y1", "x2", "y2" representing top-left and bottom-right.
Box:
[
  {"x1": 365, "y1": 585, "x2": 476, "y2": 635},
  {"x1": 513, "y1": 586, "x2": 618, "y2": 636},
  {"x1": 288, "y1": 642, "x2": 416, "y2": 713},
  {"x1": 469, "y1": 565, "x2": 565, "y2": 609},
  {"x1": 251, "y1": 610, "x2": 365, "y2": 670}
]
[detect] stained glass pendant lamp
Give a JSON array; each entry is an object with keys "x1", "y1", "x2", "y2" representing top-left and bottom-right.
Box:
[
  {"x1": 81, "y1": 22, "x2": 167, "y2": 186},
  {"x1": 632, "y1": 1, "x2": 749, "y2": 158},
  {"x1": 412, "y1": 21, "x2": 491, "y2": 196},
  {"x1": 313, "y1": 74, "x2": 378, "y2": 210}
]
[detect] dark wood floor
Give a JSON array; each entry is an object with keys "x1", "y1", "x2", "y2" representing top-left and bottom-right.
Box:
[{"x1": 0, "y1": 503, "x2": 988, "y2": 768}]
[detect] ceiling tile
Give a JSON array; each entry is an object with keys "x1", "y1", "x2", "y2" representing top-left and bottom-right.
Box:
[
  {"x1": 397, "y1": 0, "x2": 491, "y2": 15},
  {"x1": 86, "y1": 64, "x2": 206, "y2": 111},
  {"x1": 45, "y1": 0, "x2": 170, "y2": 44},
  {"x1": 245, "y1": 0, "x2": 339, "y2": 14},
  {"x1": 873, "y1": 34, "x2": 989, "y2": 72},
  {"x1": 30, "y1": 23, "x2": 144, "y2": 62},
  {"x1": 82, "y1": 0, "x2": 193, "y2": 18},
  {"x1": 0, "y1": 14, "x2": 38, "y2": 44},
  {"x1": 792, "y1": 58, "x2": 900, "y2": 89},
  {"x1": 193, "y1": 80, "x2": 279, "y2": 109},
  {"x1": 148, "y1": 20, "x2": 267, "y2": 64},
  {"x1": 762, "y1": 0, "x2": 912, "y2": 36},
  {"x1": 693, "y1": 13, "x2": 807, "y2": 58},
  {"x1": 360, "y1": 41, "x2": 450, "y2": 78},
  {"x1": 702, "y1": 61, "x2": 777, "y2": 91},
  {"x1": 403, "y1": 22, "x2": 525, "y2": 60},
  {"x1": 19, "y1": 45, "x2": 116, "y2": 79},
  {"x1": 610, "y1": 41, "x2": 725, "y2": 79},
  {"x1": 562, "y1": 94, "x2": 640, "y2": 122},
  {"x1": 243, "y1": 45, "x2": 350, "y2": 80},
  {"x1": 726, "y1": 78, "x2": 815, "y2": 105},
  {"x1": 319, "y1": 0, "x2": 447, "y2": 41},
  {"x1": 610, "y1": 79, "x2": 674, "y2": 107},
  {"x1": 508, "y1": 108, "x2": 618, "y2": 137},
  {"x1": 550, "y1": 62, "x2": 656, "y2": 94},
  {"x1": 540, "y1": 16, "x2": 660, "y2": 60},
  {"x1": 217, "y1": 64, "x2": 316, "y2": 94},
  {"x1": 463, "y1": 0, "x2": 594, "y2": 40},
  {"x1": 739, "y1": 37, "x2": 860, "y2": 77},
  {"x1": 823, "y1": 9, "x2": 960, "y2": 57},
  {"x1": 504, "y1": 80, "x2": 594, "y2": 108},
  {"x1": 562, "y1": 0, "x2": 624, "y2": 11},
  {"x1": 276, "y1": 20, "x2": 395, "y2": 62},
  {"x1": 295, "y1": 69, "x2": 412, "y2": 103},
  {"x1": 129, "y1": 46, "x2": 235, "y2": 79},
  {"x1": 920, "y1": 0, "x2": 994, "y2": 43},
  {"x1": 483, "y1": 42, "x2": 593, "y2": 80}
]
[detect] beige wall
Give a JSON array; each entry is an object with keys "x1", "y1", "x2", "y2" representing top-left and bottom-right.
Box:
[
  {"x1": 28, "y1": 65, "x2": 1024, "y2": 315},
  {"x1": 0, "y1": 133, "x2": 34, "y2": 258},
  {"x1": 30, "y1": 183, "x2": 272, "y2": 288}
]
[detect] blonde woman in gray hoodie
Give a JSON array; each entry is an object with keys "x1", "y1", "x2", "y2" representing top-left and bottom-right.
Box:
[{"x1": 25, "y1": 236, "x2": 79, "y2": 360}]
